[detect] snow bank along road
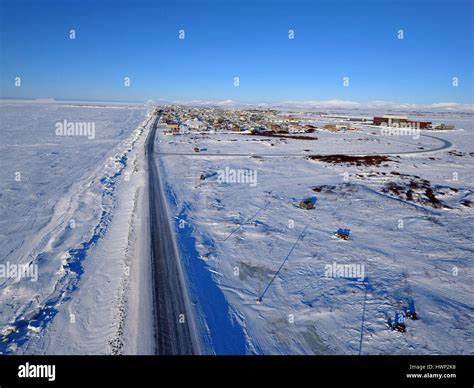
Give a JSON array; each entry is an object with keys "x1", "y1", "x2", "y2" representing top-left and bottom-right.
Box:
[{"x1": 145, "y1": 111, "x2": 197, "y2": 355}]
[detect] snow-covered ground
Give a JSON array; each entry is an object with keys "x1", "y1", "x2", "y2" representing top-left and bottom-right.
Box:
[
  {"x1": 0, "y1": 100, "x2": 151, "y2": 354},
  {"x1": 157, "y1": 109, "x2": 474, "y2": 355},
  {"x1": 1, "y1": 100, "x2": 472, "y2": 355}
]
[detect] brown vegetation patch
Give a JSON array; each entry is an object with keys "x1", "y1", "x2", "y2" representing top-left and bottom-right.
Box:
[
  {"x1": 307, "y1": 154, "x2": 394, "y2": 166},
  {"x1": 381, "y1": 175, "x2": 450, "y2": 209},
  {"x1": 312, "y1": 185, "x2": 336, "y2": 193},
  {"x1": 447, "y1": 150, "x2": 465, "y2": 157}
]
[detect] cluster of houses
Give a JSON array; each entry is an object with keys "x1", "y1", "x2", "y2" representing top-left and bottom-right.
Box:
[
  {"x1": 160, "y1": 107, "x2": 455, "y2": 138},
  {"x1": 160, "y1": 106, "x2": 321, "y2": 135}
]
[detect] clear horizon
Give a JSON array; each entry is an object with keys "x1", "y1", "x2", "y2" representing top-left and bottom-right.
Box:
[{"x1": 1, "y1": 0, "x2": 473, "y2": 104}]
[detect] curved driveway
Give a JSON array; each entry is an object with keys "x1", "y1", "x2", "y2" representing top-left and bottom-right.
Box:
[{"x1": 154, "y1": 129, "x2": 453, "y2": 158}]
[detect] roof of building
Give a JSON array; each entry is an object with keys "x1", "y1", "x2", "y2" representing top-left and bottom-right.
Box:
[{"x1": 302, "y1": 196, "x2": 318, "y2": 204}]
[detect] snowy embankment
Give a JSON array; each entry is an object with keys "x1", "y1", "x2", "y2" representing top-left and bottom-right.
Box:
[
  {"x1": 0, "y1": 101, "x2": 152, "y2": 354},
  {"x1": 157, "y1": 111, "x2": 473, "y2": 355}
]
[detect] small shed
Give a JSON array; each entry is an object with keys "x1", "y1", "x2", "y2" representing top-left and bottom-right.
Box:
[
  {"x1": 406, "y1": 300, "x2": 418, "y2": 320},
  {"x1": 391, "y1": 311, "x2": 407, "y2": 332},
  {"x1": 299, "y1": 196, "x2": 318, "y2": 210},
  {"x1": 335, "y1": 228, "x2": 350, "y2": 240}
]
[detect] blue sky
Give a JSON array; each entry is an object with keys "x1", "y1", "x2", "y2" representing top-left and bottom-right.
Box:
[{"x1": 1, "y1": 0, "x2": 472, "y2": 103}]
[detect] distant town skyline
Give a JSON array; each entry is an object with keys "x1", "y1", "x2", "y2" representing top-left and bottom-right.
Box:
[{"x1": 1, "y1": 0, "x2": 473, "y2": 104}]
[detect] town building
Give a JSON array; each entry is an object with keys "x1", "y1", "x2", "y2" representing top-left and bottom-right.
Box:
[{"x1": 373, "y1": 115, "x2": 431, "y2": 129}]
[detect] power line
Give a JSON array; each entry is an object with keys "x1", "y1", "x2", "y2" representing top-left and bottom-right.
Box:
[{"x1": 258, "y1": 226, "x2": 308, "y2": 302}]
